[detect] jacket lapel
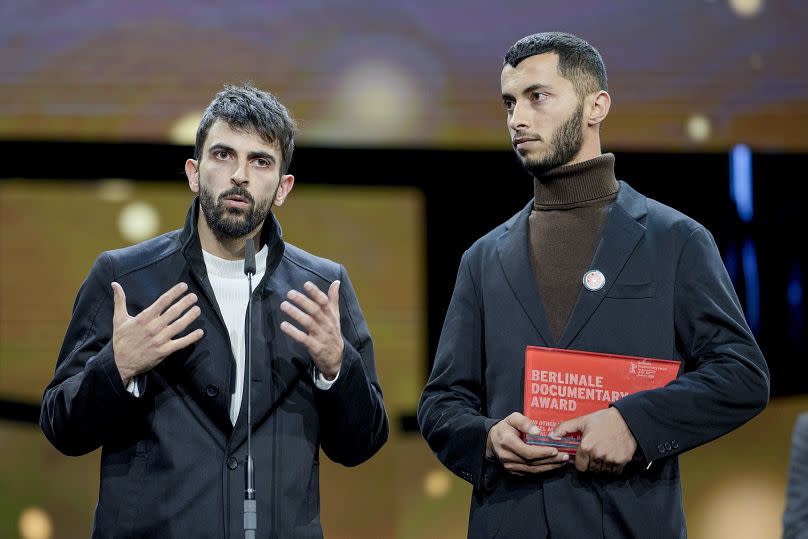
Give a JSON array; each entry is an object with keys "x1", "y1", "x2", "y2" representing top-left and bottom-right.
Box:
[
  {"x1": 557, "y1": 181, "x2": 648, "y2": 348},
  {"x1": 497, "y1": 202, "x2": 555, "y2": 346}
]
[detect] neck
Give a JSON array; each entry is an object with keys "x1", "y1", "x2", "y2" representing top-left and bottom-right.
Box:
[
  {"x1": 533, "y1": 153, "x2": 619, "y2": 207},
  {"x1": 197, "y1": 214, "x2": 262, "y2": 260}
]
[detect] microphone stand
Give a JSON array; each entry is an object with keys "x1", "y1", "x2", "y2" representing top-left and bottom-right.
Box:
[{"x1": 243, "y1": 238, "x2": 257, "y2": 539}]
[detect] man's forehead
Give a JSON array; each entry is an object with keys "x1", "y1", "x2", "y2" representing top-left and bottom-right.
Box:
[
  {"x1": 501, "y1": 52, "x2": 563, "y2": 88},
  {"x1": 205, "y1": 119, "x2": 280, "y2": 152}
]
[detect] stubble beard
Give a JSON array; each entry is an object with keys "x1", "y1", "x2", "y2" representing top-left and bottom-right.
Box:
[
  {"x1": 519, "y1": 102, "x2": 585, "y2": 178},
  {"x1": 198, "y1": 182, "x2": 277, "y2": 240}
]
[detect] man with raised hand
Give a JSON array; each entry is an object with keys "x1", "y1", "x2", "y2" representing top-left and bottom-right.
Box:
[{"x1": 41, "y1": 83, "x2": 388, "y2": 538}]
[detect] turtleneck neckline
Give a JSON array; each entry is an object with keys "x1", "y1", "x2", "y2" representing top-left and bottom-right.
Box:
[{"x1": 533, "y1": 153, "x2": 619, "y2": 209}]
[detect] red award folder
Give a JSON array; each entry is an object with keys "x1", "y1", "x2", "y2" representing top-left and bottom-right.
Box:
[{"x1": 523, "y1": 346, "x2": 680, "y2": 455}]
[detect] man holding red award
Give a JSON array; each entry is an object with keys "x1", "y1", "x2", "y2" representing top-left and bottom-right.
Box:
[{"x1": 418, "y1": 32, "x2": 769, "y2": 538}]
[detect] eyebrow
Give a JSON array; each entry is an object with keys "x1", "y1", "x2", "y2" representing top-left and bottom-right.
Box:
[
  {"x1": 209, "y1": 143, "x2": 277, "y2": 165},
  {"x1": 501, "y1": 83, "x2": 553, "y2": 100}
]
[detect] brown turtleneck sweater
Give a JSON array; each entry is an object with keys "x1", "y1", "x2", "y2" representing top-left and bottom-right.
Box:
[{"x1": 529, "y1": 153, "x2": 620, "y2": 343}]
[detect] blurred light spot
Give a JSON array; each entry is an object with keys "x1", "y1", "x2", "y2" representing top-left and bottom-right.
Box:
[
  {"x1": 787, "y1": 269, "x2": 802, "y2": 308},
  {"x1": 97, "y1": 178, "x2": 134, "y2": 203},
  {"x1": 696, "y1": 475, "x2": 783, "y2": 538},
  {"x1": 423, "y1": 468, "x2": 451, "y2": 498},
  {"x1": 749, "y1": 53, "x2": 763, "y2": 70},
  {"x1": 119, "y1": 201, "x2": 160, "y2": 243},
  {"x1": 728, "y1": 0, "x2": 764, "y2": 18},
  {"x1": 169, "y1": 111, "x2": 203, "y2": 145},
  {"x1": 724, "y1": 243, "x2": 739, "y2": 285},
  {"x1": 742, "y1": 239, "x2": 760, "y2": 334},
  {"x1": 686, "y1": 114, "x2": 711, "y2": 143},
  {"x1": 730, "y1": 144, "x2": 753, "y2": 223},
  {"x1": 19, "y1": 507, "x2": 53, "y2": 539},
  {"x1": 310, "y1": 60, "x2": 423, "y2": 144}
]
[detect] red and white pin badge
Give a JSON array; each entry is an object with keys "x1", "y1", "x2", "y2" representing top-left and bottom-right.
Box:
[{"x1": 583, "y1": 269, "x2": 606, "y2": 291}]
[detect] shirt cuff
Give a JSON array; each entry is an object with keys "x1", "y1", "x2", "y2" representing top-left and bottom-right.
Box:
[
  {"x1": 126, "y1": 376, "x2": 142, "y2": 398},
  {"x1": 313, "y1": 367, "x2": 340, "y2": 390}
]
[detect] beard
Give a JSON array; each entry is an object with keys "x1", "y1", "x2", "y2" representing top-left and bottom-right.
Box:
[
  {"x1": 198, "y1": 183, "x2": 275, "y2": 240},
  {"x1": 519, "y1": 102, "x2": 584, "y2": 178}
]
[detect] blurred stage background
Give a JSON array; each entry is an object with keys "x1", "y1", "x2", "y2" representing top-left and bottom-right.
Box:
[{"x1": 1, "y1": 1, "x2": 806, "y2": 538}]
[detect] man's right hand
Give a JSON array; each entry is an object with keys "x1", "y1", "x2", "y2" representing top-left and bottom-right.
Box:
[
  {"x1": 111, "y1": 281, "x2": 205, "y2": 386},
  {"x1": 486, "y1": 412, "x2": 569, "y2": 475}
]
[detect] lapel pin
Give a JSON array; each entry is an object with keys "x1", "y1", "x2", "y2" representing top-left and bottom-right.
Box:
[{"x1": 583, "y1": 269, "x2": 606, "y2": 291}]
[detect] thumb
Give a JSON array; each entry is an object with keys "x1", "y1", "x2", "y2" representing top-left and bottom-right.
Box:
[
  {"x1": 551, "y1": 416, "x2": 585, "y2": 439},
  {"x1": 328, "y1": 280, "x2": 341, "y2": 313},
  {"x1": 111, "y1": 282, "x2": 128, "y2": 325},
  {"x1": 505, "y1": 412, "x2": 540, "y2": 436}
]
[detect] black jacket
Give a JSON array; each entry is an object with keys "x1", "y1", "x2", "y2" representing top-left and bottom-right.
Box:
[
  {"x1": 418, "y1": 181, "x2": 769, "y2": 538},
  {"x1": 41, "y1": 199, "x2": 389, "y2": 538}
]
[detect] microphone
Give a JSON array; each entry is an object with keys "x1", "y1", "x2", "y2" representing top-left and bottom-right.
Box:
[
  {"x1": 243, "y1": 238, "x2": 257, "y2": 539},
  {"x1": 244, "y1": 238, "x2": 256, "y2": 275}
]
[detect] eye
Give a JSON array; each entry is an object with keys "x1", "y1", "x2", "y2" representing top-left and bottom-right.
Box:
[
  {"x1": 503, "y1": 99, "x2": 515, "y2": 112},
  {"x1": 214, "y1": 149, "x2": 230, "y2": 160},
  {"x1": 254, "y1": 158, "x2": 270, "y2": 168},
  {"x1": 531, "y1": 91, "x2": 547, "y2": 102}
]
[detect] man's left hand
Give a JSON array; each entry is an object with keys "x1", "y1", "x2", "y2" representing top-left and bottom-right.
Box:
[
  {"x1": 280, "y1": 280, "x2": 343, "y2": 380},
  {"x1": 551, "y1": 407, "x2": 637, "y2": 475}
]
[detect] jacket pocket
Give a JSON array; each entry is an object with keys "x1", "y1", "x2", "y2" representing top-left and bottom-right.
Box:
[{"x1": 606, "y1": 282, "x2": 656, "y2": 299}]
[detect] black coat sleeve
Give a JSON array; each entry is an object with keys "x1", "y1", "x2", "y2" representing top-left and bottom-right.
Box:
[
  {"x1": 417, "y1": 252, "x2": 500, "y2": 491},
  {"x1": 40, "y1": 253, "x2": 141, "y2": 456},
  {"x1": 612, "y1": 226, "x2": 770, "y2": 465},
  {"x1": 315, "y1": 265, "x2": 389, "y2": 466},
  {"x1": 783, "y1": 413, "x2": 808, "y2": 539}
]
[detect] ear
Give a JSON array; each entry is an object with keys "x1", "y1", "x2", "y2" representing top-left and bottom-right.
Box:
[
  {"x1": 586, "y1": 90, "x2": 611, "y2": 127},
  {"x1": 273, "y1": 174, "x2": 295, "y2": 207},
  {"x1": 185, "y1": 159, "x2": 200, "y2": 194}
]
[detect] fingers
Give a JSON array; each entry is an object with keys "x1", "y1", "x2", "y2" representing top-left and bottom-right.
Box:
[
  {"x1": 111, "y1": 282, "x2": 129, "y2": 325},
  {"x1": 280, "y1": 281, "x2": 339, "y2": 333},
  {"x1": 163, "y1": 328, "x2": 205, "y2": 355},
  {"x1": 551, "y1": 416, "x2": 584, "y2": 438},
  {"x1": 327, "y1": 280, "x2": 341, "y2": 315},
  {"x1": 160, "y1": 304, "x2": 202, "y2": 341},
  {"x1": 504, "y1": 412, "x2": 540, "y2": 436},
  {"x1": 159, "y1": 292, "x2": 199, "y2": 325},
  {"x1": 143, "y1": 282, "x2": 189, "y2": 319},
  {"x1": 574, "y1": 449, "x2": 591, "y2": 473},
  {"x1": 280, "y1": 299, "x2": 315, "y2": 333},
  {"x1": 279, "y1": 319, "x2": 310, "y2": 345}
]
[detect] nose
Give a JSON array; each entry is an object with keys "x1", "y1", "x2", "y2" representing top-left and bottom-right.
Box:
[
  {"x1": 231, "y1": 163, "x2": 247, "y2": 186},
  {"x1": 508, "y1": 100, "x2": 529, "y2": 132}
]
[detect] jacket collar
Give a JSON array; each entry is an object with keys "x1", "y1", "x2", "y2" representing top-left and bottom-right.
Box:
[
  {"x1": 179, "y1": 197, "x2": 286, "y2": 291},
  {"x1": 496, "y1": 180, "x2": 647, "y2": 348}
]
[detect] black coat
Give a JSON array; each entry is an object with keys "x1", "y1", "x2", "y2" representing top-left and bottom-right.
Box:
[
  {"x1": 41, "y1": 200, "x2": 389, "y2": 538},
  {"x1": 418, "y1": 181, "x2": 769, "y2": 538}
]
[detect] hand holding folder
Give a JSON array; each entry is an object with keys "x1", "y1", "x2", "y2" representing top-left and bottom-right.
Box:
[{"x1": 523, "y1": 346, "x2": 680, "y2": 472}]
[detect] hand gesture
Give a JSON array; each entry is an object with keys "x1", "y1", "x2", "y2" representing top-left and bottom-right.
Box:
[
  {"x1": 486, "y1": 412, "x2": 569, "y2": 475},
  {"x1": 111, "y1": 282, "x2": 204, "y2": 386},
  {"x1": 279, "y1": 280, "x2": 343, "y2": 380},
  {"x1": 551, "y1": 407, "x2": 637, "y2": 474}
]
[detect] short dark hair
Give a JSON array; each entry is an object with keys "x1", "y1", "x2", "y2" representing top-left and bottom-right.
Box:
[
  {"x1": 504, "y1": 32, "x2": 608, "y2": 98},
  {"x1": 194, "y1": 83, "x2": 297, "y2": 174}
]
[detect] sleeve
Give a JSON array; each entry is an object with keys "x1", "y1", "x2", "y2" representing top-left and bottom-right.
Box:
[
  {"x1": 612, "y1": 226, "x2": 770, "y2": 466},
  {"x1": 417, "y1": 252, "x2": 501, "y2": 492},
  {"x1": 39, "y1": 253, "x2": 142, "y2": 456},
  {"x1": 314, "y1": 265, "x2": 389, "y2": 466},
  {"x1": 783, "y1": 414, "x2": 808, "y2": 539}
]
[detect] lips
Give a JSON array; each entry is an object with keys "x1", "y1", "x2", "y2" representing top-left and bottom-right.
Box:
[
  {"x1": 220, "y1": 192, "x2": 253, "y2": 210},
  {"x1": 513, "y1": 136, "x2": 540, "y2": 148}
]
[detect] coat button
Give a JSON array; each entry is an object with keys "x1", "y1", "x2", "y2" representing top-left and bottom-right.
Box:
[
  {"x1": 206, "y1": 384, "x2": 219, "y2": 397},
  {"x1": 227, "y1": 457, "x2": 238, "y2": 470},
  {"x1": 664, "y1": 442, "x2": 672, "y2": 451},
  {"x1": 671, "y1": 440, "x2": 679, "y2": 450},
  {"x1": 657, "y1": 444, "x2": 666, "y2": 454}
]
